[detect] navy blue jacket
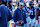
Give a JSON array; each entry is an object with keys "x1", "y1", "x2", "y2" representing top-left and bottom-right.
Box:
[
  {"x1": 0, "y1": 4, "x2": 12, "y2": 27},
  {"x1": 13, "y1": 8, "x2": 26, "y2": 24}
]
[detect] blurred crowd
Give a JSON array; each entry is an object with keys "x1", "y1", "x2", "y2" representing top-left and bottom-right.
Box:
[{"x1": 0, "y1": 0, "x2": 40, "y2": 27}]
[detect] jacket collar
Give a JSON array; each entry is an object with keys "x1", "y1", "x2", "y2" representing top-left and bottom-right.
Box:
[
  {"x1": 1, "y1": 4, "x2": 5, "y2": 6},
  {"x1": 18, "y1": 7, "x2": 24, "y2": 11}
]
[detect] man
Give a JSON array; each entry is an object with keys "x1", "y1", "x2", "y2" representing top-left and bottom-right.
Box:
[
  {"x1": 13, "y1": 1, "x2": 26, "y2": 27},
  {"x1": 35, "y1": 1, "x2": 40, "y2": 27},
  {"x1": 26, "y1": 1, "x2": 35, "y2": 27},
  {"x1": 0, "y1": 3, "x2": 12, "y2": 27}
]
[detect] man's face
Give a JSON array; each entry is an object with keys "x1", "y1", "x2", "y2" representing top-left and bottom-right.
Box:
[
  {"x1": 0, "y1": 2, "x2": 2, "y2": 5},
  {"x1": 19, "y1": 2, "x2": 24, "y2": 9},
  {"x1": 19, "y1": 5, "x2": 23, "y2": 9},
  {"x1": 30, "y1": 4, "x2": 34, "y2": 8},
  {"x1": 31, "y1": 4, "x2": 33, "y2": 7}
]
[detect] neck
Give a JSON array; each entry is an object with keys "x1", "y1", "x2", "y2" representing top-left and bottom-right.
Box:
[
  {"x1": 29, "y1": 6, "x2": 31, "y2": 9},
  {"x1": 20, "y1": 8, "x2": 22, "y2": 11}
]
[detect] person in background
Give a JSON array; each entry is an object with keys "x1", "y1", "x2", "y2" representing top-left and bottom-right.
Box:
[
  {"x1": 26, "y1": 1, "x2": 35, "y2": 27},
  {"x1": 7, "y1": 2, "x2": 12, "y2": 11},
  {"x1": 13, "y1": 1, "x2": 26, "y2": 27},
  {"x1": 0, "y1": 2, "x2": 12, "y2": 27},
  {"x1": 26, "y1": 15, "x2": 31, "y2": 27},
  {"x1": 35, "y1": 9, "x2": 39, "y2": 27},
  {"x1": 35, "y1": 1, "x2": 40, "y2": 27},
  {"x1": 38, "y1": 14, "x2": 40, "y2": 27}
]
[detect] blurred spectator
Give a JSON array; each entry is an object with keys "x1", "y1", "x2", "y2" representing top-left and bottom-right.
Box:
[
  {"x1": 0, "y1": 3, "x2": 12, "y2": 27},
  {"x1": 13, "y1": 1, "x2": 26, "y2": 27},
  {"x1": 26, "y1": 1, "x2": 35, "y2": 27},
  {"x1": 7, "y1": 2, "x2": 12, "y2": 11}
]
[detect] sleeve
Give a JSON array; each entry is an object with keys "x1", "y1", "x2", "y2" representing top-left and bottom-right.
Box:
[
  {"x1": 28, "y1": 17, "x2": 31, "y2": 24},
  {"x1": 27, "y1": 17, "x2": 31, "y2": 24},
  {"x1": 0, "y1": 7, "x2": 1, "y2": 17},
  {"x1": 8, "y1": 9, "x2": 12, "y2": 21},
  {"x1": 13, "y1": 10, "x2": 17, "y2": 22},
  {"x1": 24, "y1": 11, "x2": 27, "y2": 24}
]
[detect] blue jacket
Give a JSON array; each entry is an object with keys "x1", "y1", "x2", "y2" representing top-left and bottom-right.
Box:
[
  {"x1": 13, "y1": 8, "x2": 26, "y2": 24},
  {"x1": 0, "y1": 4, "x2": 12, "y2": 27}
]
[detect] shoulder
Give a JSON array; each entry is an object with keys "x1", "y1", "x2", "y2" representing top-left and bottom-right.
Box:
[
  {"x1": 0, "y1": 6, "x2": 1, "y2": 11},
  {"x1": 14, "y1": 9, "x2": 18, "y2": 13},
  {"x1": 0, "y1": 6, "x2": 1, "y2": 9},
  {"x1": 15, "y1": 8, "x2": 20, "y2": 11}
]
